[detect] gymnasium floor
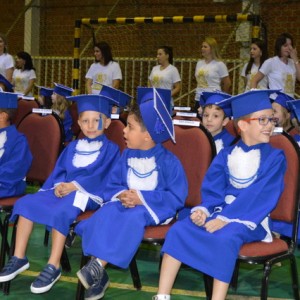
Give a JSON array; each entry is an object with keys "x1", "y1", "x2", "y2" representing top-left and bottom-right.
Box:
[{"x1": 1, "y1": 220, "x2": 299, "y2": 300}]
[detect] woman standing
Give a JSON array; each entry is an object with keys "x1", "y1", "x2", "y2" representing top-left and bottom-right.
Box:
[
  {"x1": 194, "y1": 37, "x2": 231, "y2": 112},
  {"x1": 13, "y1": 51, "x2": 36, "y2": 96},
  {"x1": 85, "y1": 41, "x2": 122, "y2": 94},
  {"x1": 0, "y1": 33, "x2": 14, "y2": 83},
  {"x1": 148, "y1": 46, "x2": 181, "y2": 108},
  {"x1": 251, "y1": 32, "x2": 300, "y2": 97},
  {"x1": 240, "y1": 39, "x2": 268, "y2": 91}
]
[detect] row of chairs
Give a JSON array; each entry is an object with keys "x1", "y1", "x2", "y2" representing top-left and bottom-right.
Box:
[{"x1": 1, "y1": 107, "x2": 300, "y2": 299}]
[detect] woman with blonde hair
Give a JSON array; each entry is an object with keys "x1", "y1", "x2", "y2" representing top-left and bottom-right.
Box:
[{"x1": 194, "y1": 37, "x2": 231, "y2": 113}]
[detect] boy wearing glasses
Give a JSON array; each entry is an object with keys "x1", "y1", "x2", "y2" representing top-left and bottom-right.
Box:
[{"x1": 153, "y1": 89, "x2": 287, "y2": 300}]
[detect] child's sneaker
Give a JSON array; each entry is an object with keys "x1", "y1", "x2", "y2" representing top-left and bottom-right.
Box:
[
  {"x1": 76, "y1": 257, "x2": 101, "y2": 289},
  {"x1": 84, "y1": 267, "x2": 109, "y2": 300},
  {"x1": 152, "y1": 295, "x2": 171, "y2": 300},
  {"x1": 0, "y1": 256, "x2": 29, "y2": 282},
  {"x1": 30, "y1": 264, "x2": 61, "y2": 294}
]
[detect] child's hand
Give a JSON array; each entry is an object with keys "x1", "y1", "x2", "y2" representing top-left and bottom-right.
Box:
[
  {"x1": 190, "y1": 209, "x2": 207, "y2": 226},
  {"x1": 54, "y1": 182, "x2": 77, "y2": 198},
  {"x1": 288, "y1": 45, "x2": 298, "y2": 62},
  {"x1": 204, "y1": 218, "x2": 228, "y2": 233},
  {"x1": 119, "y1": 189, "x2": 142, "y2": 208}
]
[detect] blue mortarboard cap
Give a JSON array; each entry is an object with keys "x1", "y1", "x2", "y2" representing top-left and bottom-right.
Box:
[
  {"x1": 0, "y1": 92, "x2": 18, "y2": 109},
  {"x1": 272, "y1": 91, "x2": 294, "y2": 110},
  {"x1": 66, "y1": 94, "x2": 118, "y2": 117},
  {"x1": 53, "y1": 83, "x2": 73, "y2": 97},
  {"x1": 97, "y1": 84, "x2": 132, "y2": 107},
  {"x1": 286, "y1": 99, "x2": 300, "y2": 121},
  {"x1": 0, "y1": 74, "x2": 13, "y2": 92},
  {"x1": 137, "y1": 87, "x2": 171, "y2": 113},
  {"x1": 138, "y1": 87, "x2": 175, "y2": 143},
  {"x1": 36, "y1": 85, "x2": 53, "y2": 97},
  {"x1": 220, "y1": 89, "x2": 279, "y2": 119},
  {"x1": 202, "y1": 91, "x2": 232, "y2": 117}
]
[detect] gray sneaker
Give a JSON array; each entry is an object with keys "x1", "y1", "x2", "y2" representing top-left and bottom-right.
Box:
[
  {"x1": 0, "y1": 256, "x2": 29, "y2": 282},
  {"x1": 84, "y1": 268, "x2": 109, "y2": 300},
  {"x1": 77, "y1": 258, "x2": 104, "y2": 289}
]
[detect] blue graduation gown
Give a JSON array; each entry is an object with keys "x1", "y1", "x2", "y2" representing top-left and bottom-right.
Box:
[
  {"x1": 213, "y1": 128, "x2": 235, "y2": 154},
  {"x1": 75, "y1": 143, "x2": 188, "y2": 268},
  {"x1": 0, "y1": 125, "x2": 32, "y2": 198},
  {"x1": 162, "y1": 140, "x2": 286, "y2": 283},
  {"x1": 11, "y1": 134, "x2": 120, "y2": 236}
]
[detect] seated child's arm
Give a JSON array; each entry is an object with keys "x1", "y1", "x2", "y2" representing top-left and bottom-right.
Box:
[
  {"x1": 118, "y1": 189, "x2": 143, "y2": 208},
  {"x1": 54, "y1": 182, "x2": 78, "y2": 198}
]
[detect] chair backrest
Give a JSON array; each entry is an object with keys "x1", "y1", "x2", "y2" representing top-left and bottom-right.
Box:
[
  {"x1": 17, "y1": 112, "x2": 64, "y2": 183},
  {"x1": 69, "y1": 102, "x2": 81, "y2": 138},
  {"x1": 225, "y1": 119, "x2": 239, "y2": 139},
  {"x1": 105, "y1": 119, "x2": 127, "y2": 152},
  {"x1": 12, "y1": 99, "x2": 40, "y2": 127},
  {"x1": 163, "y1": 124, "x2": 216, "y2": 207},
  {"x1": 269, "y1": 132, "x2": 300, "y2": 234},
  {"x1": 78, "y1": 119, "x2": 127, "y2": 153}
]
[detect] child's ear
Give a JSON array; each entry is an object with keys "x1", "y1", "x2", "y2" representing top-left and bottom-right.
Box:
[
  {"x1": 222, "y1": 117, "x2": 229, "y2": 127},
  {"x1": 104, "y1": 118, "x2": 111, "y2": 129},
  {"x1": 237, "y1": 119, "x2": 248, "y2": 133}
]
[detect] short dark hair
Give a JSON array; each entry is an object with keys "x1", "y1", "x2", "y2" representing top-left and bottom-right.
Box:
[
  {"x1": 0, "y1": 108, "x2": 17, "y2": 123},
  {"x1": 128, "y1": 103, "x2": 146, "y2": 131},
  {"x1": 274, "y1": 33, "x2": 294, "y2": 57},
  {"x1": 94, "y1": 41, "x2": 113, "y2": 65}
]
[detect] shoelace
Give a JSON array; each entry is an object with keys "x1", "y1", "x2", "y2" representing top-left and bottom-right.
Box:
[{"x1": 89, "y1": 261, "x2": 104, "y2": 282}]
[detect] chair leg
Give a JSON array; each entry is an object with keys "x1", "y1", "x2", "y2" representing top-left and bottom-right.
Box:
[
  {"x1": 60, "y1": 246, "x2": 71, "y2": 272},
  {"x1": 230, "y1": 261, "x2": 239, "y2": 291},
  {"x1": 261, "y1": 262, "x2": 272, "y2": 300},
  {"x1": 290, "y1": 256, "x2": 300, "y2": 300},
  {"x1": 44, "y1": 229, "x2": 50, "y2": 246},
  {"x1": 76, "y1": 253, "x2": 89, "y2": 300},
  {"x1": 0, "y1": 212, "x2": 11, "y2": 270},
  {"x1": 1, "y1": 215, "x2": 17, "y2": 295},
  {"x1": 203, "y1": 273, "x2": 213, "y2": 300},
  {"x1": 129, "y1": 256, "x2": 142, "y2": 290}
]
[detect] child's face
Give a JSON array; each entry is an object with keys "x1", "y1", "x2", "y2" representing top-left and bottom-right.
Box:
[
  {"x1": 202, "y1": 105, "x2": 228, "y2": 137},
  {"x1": 272, "y1": 102, "x2": 288, "y2": 127},
  {"x1": 250, "y1": 43, "x2": 262, "y2": 60},
  {"x1": 78, "y1": 111, "x2": 109, "y2": 139},
  {"x1": 123, "y1": 114, "x2": 152, "y2": 150},
  {"x1": 156, "y1": 48, "x2": 169, "y2": 65},
  {"x1": 240, "y1": 108, "x2": 275, "y2": 146},
  {"x1": 94, "y1": 47, "x2": 103, "y2": 61}
]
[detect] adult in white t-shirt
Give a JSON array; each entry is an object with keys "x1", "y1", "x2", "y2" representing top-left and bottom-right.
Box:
[
  {"x1": 0, "y1": 33, "x2": 14, "y2": 85},
  {"x1": 13, "y1": 51, "x2": 37, "y2": 96},
  {"x1": 240, "y1": 39, "x2": 268, "y2": 92},
  {"x1": 148, "y1": 46, "x2": 181, "y2": 108},
  {"x1": 194, "y1": 37, "x2": 231, "y2": 112},
  {"x1": 251, "y1": 33, "x2": 300, "y2": 98},
  {"x1": 85, "y1": 41, "x2": 122, "y2": 95}
]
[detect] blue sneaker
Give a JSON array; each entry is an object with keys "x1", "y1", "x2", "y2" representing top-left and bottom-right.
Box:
[
  {"x1": 30, "y1": 264, "x2": 61, "y2": 294},
  {"x1": 77, "y1": 257, "x2": 101, "y2": 289},
  {"x1": 84, "y1": 267, "x2": 109, "y2": 300},
  {"x1": 0, "y1": 256, "x2": 29, "y2": 282}
]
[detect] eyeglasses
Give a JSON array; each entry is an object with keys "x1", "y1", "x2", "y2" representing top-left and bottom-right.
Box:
[{"x1": 244, "y1": 116, "x2": 279, "y2": 126}]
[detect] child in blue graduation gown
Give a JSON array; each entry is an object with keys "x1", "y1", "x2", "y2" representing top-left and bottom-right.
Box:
[
  {"x1": 0, "y1": 92, "x2": 32, "y2": 197},
  {"x1": 75, "y1": 87, "x2": 188, "y2": 300},
  {"x1": 153, "y1": 90, "x2": 287, "y2": 300},
  {"x1": 201, "y1": 91, "x2": 235, "y2": 153},
  {"x1": 0, "y1": 92, "x2": 128, "y2": 294}
]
